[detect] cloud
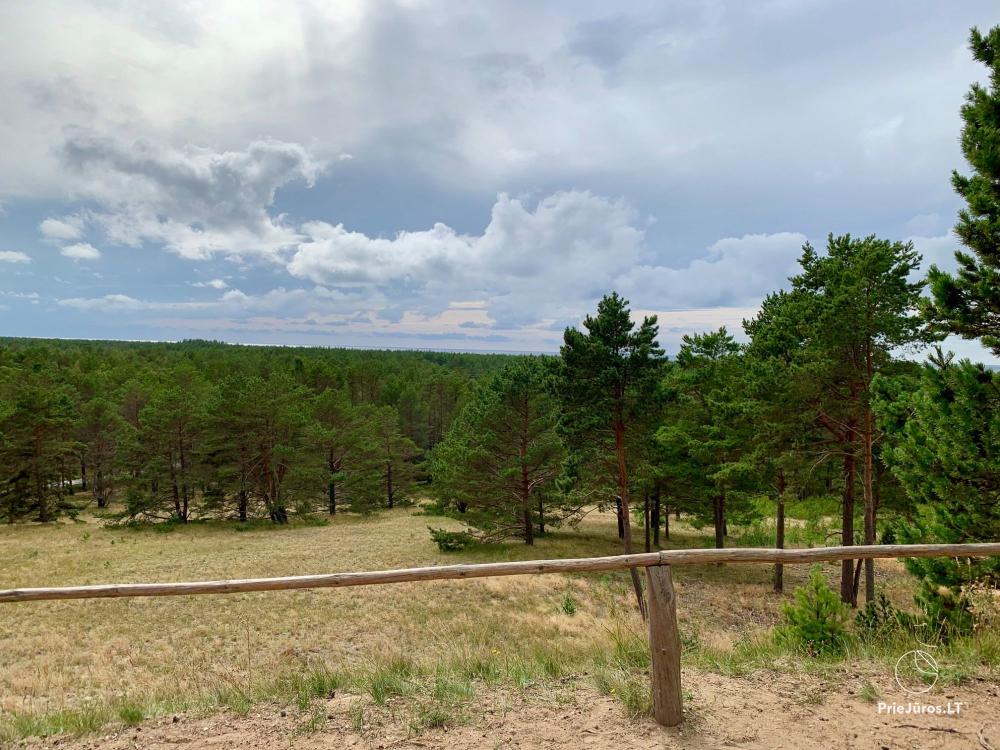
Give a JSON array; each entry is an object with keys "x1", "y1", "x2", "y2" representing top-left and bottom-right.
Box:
[
  {"x1": 288, "y1": 190, "x2": 646, "y2": 327},
  {"x1": 616, "y1": 232, "x2": 808, "y2": 309},
  {"x1": 192, "y1": 278, "x2": 229, "y2": 289},
  {"x1": 1, "y1": 291, "x2": 40, "y2": 301},
  {"x1": 58, "y1": 293, "x2": 203, "y2": 311},
  {"x1": 908, "y1": 233, "x2": 959, "y2": 274},
  {"x1": 57, "y1": 285, "x2": 366, "y2": 316},
  {"x1": 60, "y1": 242, "x2": 101, "y2": 261},
  {"x1": 2, "y1": 2, "x2": 996, "y2": 360},
  {"x1": 860, "y1": 115, "x2": 905, "y2": 156},
  {"x1": 0, "y1": 1, "x2": 983, "y2": 204},
  {"x1": 39, "y1": 215, "x2": 85, "y2": 241},
  {"x1": 56, "y1": 135, "x2": 326, "y2": 260},
  {"x1": 55, "y1": 187, "x2": 809, "y2": 344},
  {"x1": 0, "y1": 250, "x2": 31, "y2": 263}
]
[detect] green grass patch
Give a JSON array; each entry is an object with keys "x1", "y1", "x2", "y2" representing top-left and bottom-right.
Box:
[{"x1": 362, "y1": 658, "x2": 419, "y2": 706}]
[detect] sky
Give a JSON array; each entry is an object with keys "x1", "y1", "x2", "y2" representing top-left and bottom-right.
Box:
[{"x1": 0, "y1": 0, "x2": 998, "y2": 361}]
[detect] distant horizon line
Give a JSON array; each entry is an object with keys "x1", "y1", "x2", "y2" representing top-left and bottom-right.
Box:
[
  {"x1": 2, "y1": 334, "x2": 999, "y2": 369},
  {"x1": 0, "y1": 333, "x2": 558, "y2": 357}
]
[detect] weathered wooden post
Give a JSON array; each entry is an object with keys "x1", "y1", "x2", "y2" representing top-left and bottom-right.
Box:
[{"x1": 645, "y1": 564, "x2": 683, "y2": 726}]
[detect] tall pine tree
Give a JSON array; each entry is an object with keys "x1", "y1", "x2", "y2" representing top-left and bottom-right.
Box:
[
  {"x1": 559, "y1": 293, "x2": 664, "y2": 615},
  {"x1": 926, "y1": 26, "x2": 1000, "y2": 355},
  {"x1": 431, "y1": 358, "x2": 568, "y2": 544}
]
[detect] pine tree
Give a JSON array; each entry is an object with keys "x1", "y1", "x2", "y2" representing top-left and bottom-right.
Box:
[
  {"x1": 311, "y1": 389, "x2": 383, "y2": 514},
  {"x1": 0, "y1": 363, "x2": 78, "y2": 522},
  {"x1": 241, "y1": 374, "x2": 313, "y2": 523},
  {"x1": 205, "y1": 375, "x2": 261, "y2": 521},
  {"x1": 369, "y1": 405, "x2": 419, "y2": 510},
  {"x1": 744, "y1": 236, "x2": 928, "y2": 605},
  {"x1": 559, "y1": 293, "x2": 664, "y2": 615},
  {"x1": 431, "y1": 358, "x2": 569, "y2": 544},
  {"x1": 875, "y1": 355, "x2": 1000, "y2": 631},
  {"x1": 659, "y1": 328, "x2": 750, "y2": 549},
  {"x1": 77, "y1": 398, "x2": 126, "y2": 509},
  {"x1": 129, "y1": 379, "x2": 210, "y2": 522},
  {"x1": 926, "y1": 26, "x2": 1000, "y2": 356}
]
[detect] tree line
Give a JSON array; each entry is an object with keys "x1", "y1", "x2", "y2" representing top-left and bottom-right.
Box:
[{"x1": 0, "y1": 342, "x2": 498, "y2": 524}]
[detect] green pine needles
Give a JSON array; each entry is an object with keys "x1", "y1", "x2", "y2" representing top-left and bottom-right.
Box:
[
  {"x1": 779, "y1": 567, "x2": 851, "y2": 656},
  {"x1": 926, "y1": 26, "x2": 1000, "y2": 356}
]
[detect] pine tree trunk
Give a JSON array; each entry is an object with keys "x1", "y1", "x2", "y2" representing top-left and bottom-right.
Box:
[
  {"x1": 34, "y1": 434, "x2": 49, "y2": 523},
  {"x1": 537, "y1": 495, "x2": 545, "y2": 536},
  {"x1": 170, "y1": 448, "x2": 181, "y2": 521},
  {"x1": 841, "y1": 448, "x2": 857, "y2": 607},
  {"x1": 95, "y1": 469, "x2": 107, "y2": 508},
  {"x1": 178, "y1": 430, "x2": 189, "y2": 523},
  {"x1": 713, "y1": 495, "x2": 725, "y2": 549},
  {"x1": 238, "y1": 489, "x2": 248, "y2": 522},
  {"x1": 522, "y1": 499, "x2": 534, "y2": 545},
  {"x1": 652, "y1": 484, "x2": 661, "y2": 548},
  {"x1": 663, "y1": 504, "x2": 670, "y2": 540},
  {"x1": 615, "y1": 496, "x2": 625, "y2": 539},
  {"x1": 328, "y1": 449, "x2": 338, "y2": 515},
  {"x1": 774, "y1": 469, "x2": 786, "y2": 594},
  {"x1": 614, "y1": 415, "x2": 646, "y2": 618},
  {"x1": 520, "y1": 397, "x2": 533, "y2": 546},
  {"x1": 644, "y1": 491, "x2": 651, "y2": 553},
  {"x1": 80, "y1": 459, "x2": 88, "y2": 493},
  {"x1": 863, "y1": 403, "x2": 876, "y2": 603}
]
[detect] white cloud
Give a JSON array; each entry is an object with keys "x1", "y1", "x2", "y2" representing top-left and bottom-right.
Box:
[
  {"x1": 0, "y1": 291, "x2": 40, "y2": 301},
  {"x1": 192, "y1": 278, "x2": 229, "y2": 289},
  {"x1": 39, "y1": 215, "x2": 85, "y2": 241},
  {"x1": 56, "y1": 187, "x2": 810, "y2": 343},
  {"x1": 908, "y1": 233, "x2": 959, "y2": 274},
  {"x1": 288, "y1": 190, "x2": 646, "y2": 326},
  {"x1": 60, "y1": 242, "x2": 101, "y2": 261},
  {"x1": 55, "y1": 135, "x2": 326, "y2": 260},
  {"x1": 616, "y1": 232, "x2": 807, "y2": 309},
  {"x1": 1, "y1": 3, "x2": 989, "y2": 356},
  {"x1": 57, "y1": 285, "x2": 366, "y2": 316},
  {"x1": 0, "y1": 250, "x2": 31, "y2": 263}
]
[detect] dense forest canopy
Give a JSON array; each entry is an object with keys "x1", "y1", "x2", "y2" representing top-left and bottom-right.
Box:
[{"x1": 0, "y1": 337, "x2": 519, "y2": 524}]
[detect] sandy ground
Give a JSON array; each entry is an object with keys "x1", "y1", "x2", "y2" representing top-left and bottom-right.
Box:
[{"x1": 14, "y1": 671, "x2": 999, "y2": 750}]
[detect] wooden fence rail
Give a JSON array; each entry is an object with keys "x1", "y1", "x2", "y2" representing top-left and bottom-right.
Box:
[{"x1": 3, "y1": 541, "x2": 1000, "y2": 727}]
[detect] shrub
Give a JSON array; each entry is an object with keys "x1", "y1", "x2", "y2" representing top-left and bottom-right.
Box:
[
  {"x1": 855, "y1": 592, "x2": 912, "y2": 641},
  {"x1": 561, "y1": 592, "x2": 577, "y2": 616},
  {"x1": 428, "y1": 527, "x2": 475, "y2": 552},
  {"x1": 779, "y1": 567, "x2": 851, "y2": 655}
]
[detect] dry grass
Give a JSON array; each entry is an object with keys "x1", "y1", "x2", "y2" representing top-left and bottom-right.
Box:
[
  {"x1": 1, "y1": 505, "x2": 995, "y2": 742},
  {"x1": 0, "y1": 507, "x2": 637, "y2": 718}
]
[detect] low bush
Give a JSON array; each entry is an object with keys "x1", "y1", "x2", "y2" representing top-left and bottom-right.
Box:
[
  {"x1": 855, "y1": 592, "x2": 913, "y2": 641},
  {"x1": 778, "y1": 567, "x2": 851, "y2": 655},
  {"x1": 428, "y1": 527, "x2": 475, "y2": 552}
]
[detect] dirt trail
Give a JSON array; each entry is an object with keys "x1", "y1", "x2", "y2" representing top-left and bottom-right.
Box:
[{"x1": 16, "y1": 671, "x2": 1000, "y2": 750}]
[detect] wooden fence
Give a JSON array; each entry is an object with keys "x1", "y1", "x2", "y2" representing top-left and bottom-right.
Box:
[{"x1": 3, "y1": 542, "x2": 1000, "y2": 727}]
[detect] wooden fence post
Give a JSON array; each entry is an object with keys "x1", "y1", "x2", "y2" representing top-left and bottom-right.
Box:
[{"x1": 645, "y1": 564, "x2": 683, "y2": 727}]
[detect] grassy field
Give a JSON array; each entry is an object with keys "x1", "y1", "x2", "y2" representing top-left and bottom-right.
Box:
[{"x1": 1, "y1": 505, "x2": 997, "y2": 743}]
